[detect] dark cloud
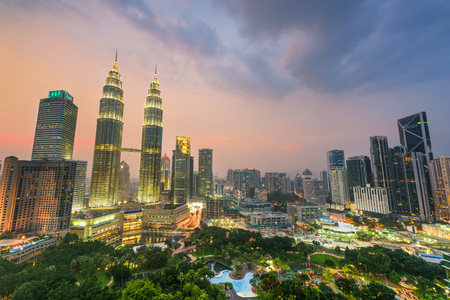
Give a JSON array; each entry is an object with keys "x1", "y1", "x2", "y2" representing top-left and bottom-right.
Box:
[
  {"x1": 105, "y1": 0, "x2": 220, "y2": 57},
  {"x1": 216, "y1": 0, "x2": 450, "y2": 93}
]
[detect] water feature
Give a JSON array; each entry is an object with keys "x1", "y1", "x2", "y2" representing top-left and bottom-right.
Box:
[
  {"x1": 210, "y1": 270, "x2": 257, "y2": 298},
  {"x1": 205, "y1": 260, "x2": 231, "y2": 274}
]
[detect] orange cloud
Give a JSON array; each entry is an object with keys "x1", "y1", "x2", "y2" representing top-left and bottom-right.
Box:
[{"x1": 280, "y1": 143, "x2": 302, "y2": 155}]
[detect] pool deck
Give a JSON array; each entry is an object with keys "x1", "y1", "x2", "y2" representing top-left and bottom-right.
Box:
[{"x1": 210, "y1": 270, "x2": 257, "y2": 298}]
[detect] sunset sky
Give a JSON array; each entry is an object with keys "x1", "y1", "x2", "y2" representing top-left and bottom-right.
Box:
[{"x1": 1, "y1": 1, "x2": 449, "y2": 179}]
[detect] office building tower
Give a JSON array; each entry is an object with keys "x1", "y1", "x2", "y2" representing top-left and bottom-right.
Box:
[
  {"x1": 173, "y1": 137, "x2": 191, "y2": 205},
  {"x1": 192, "y1": 171, "x2": 198, "y2": 197},
  {"x1": 390, "y1": 148, "x2": 431, "y2": 220},
  {"x1": 189, "y1": 156, "x2": 194, "y2": 198},
  {"x1": 226, "y1": 169, "x2": 233, "y2": 189},
  {"x1": 326, "y1": 150, "x2": 345, "y2": 171},
  {"x1": 320, "y1": 170, "x2": 328, "y2": 192},
  {"x1": 347, "y1": 156, "x2": 373, "y2": 202},
  {"x1": 198, "y1": 149, "x2": 213, "y2": 197},
  {"x1": 397, "y1": 112, "x2": 433, "y2": 165},
  {"x1": 31, "y1": 90, "x2": 78, "y2": 161},
  {"x1": 303, "y1": 179, "x2": 325, "y2": 204},
  {"x1": 161, "y1": 154, "x2": 171, "y2": 191},
  {"x1": 302, "y1": 169, "x2": 313, "y2": 182},
  {"x1": 138, "y1": 68, "x2": 163, "y2": 204},
  {"x1": 72, "y1": 161, "x2": 87, "y2": 212},
  {"x1": 294, "y1": 174, "x2": 302, "y2": 195},
  {"x1": 118, "y1": 161, "x2": 130, "y2": 205},
  {"x1": 370, "y1": 136, "x2": 392, "y2": 187},
  {"x1": 329, "y1": 167, "x2": 350, "y2": 208},
  {"x1": 0, "y1": 156, "x2": 79, "y2": 238},
  {"x1": 429, "y1": 157, "x2": 450, "y2": 220},
  {"x1": 282, "y1": 175, "x2": 291, "y2": 194},
  {"x1": 232, "y1": 169, "x2": 261, "y2": 193},
  {"x1": 90, "y1": 55, "x2": 124, "y2": 207},
  {"x1": 265, "y1": 172, "x2": 279, "y2": 194}
]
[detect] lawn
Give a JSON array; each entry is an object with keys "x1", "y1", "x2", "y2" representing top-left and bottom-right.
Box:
[
  {"x1": 310, "y1": 254, "x2": 339, "y2": 263},
  {"x1": 74, "y1": 270, "x2": 111, "y2": 287},
  {"x1": 203, "y1": 256, "x2": 232, "y2": 266}
]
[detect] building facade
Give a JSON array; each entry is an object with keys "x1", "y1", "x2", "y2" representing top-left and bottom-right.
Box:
[
  {"x1": 198, "y1": 149, "x2": 213, "y2": 197},
  {"x1": 250, "y1": 212, "x2": 291, "y2": 227},
  {"x1": 326, "y1": 150, "x2": 345, "y2": 171},
  {"x1": 0, "y1": 156, "x2": 80, "y2": 238},
  {"x1": 31, "y1": 90, "x2": 78, "y2": 161},
  {"x1": 90, "y1": 57, "x2": 124, "y2": 207},
  {"x1": 161, "y1": 154, "x2": 171, "y2": 191},
  {"x1": 287, "y1": 202, "x2": 327, "y2": 222},
  {"x1": 118, "y1": 161, "x2": 130, "y2": 205},
  {"x1": 203, "y1": 198, "x2": 239, "y2": 219},
  {"x1": 347, "y1": 155, "x2": 373, "y2": 203},
  {"x1": 72, "y1": 161, "x2": 87, "y2": 212},
  {"x1": 303, "y1": 179, "x2": 326, "y2": 204},
  {"x1": 173, "y1": 137, "x2": 191, "y2": 205},
  {"x1": 329, "y1": 167, "x2": 350, "y2": 208},
  {"x1": 354, "y1": 186, "x2": 389, "y2": 218},
  {"x1": 429, "y1": 156, "x2": 450, "y2": 220},
  {"x1": 138, "y1": 70, "x2": 163, "y2": 204}
]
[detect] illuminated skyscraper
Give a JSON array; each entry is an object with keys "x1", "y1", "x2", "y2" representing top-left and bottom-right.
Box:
[
  {"x1": 347, "y1": 155, "x2": 373, "y2": 203},
  {"x1": 118, "y1": 161, "x2": 130, "y2": 204},
  {"x1": 161, "y1": 154, "x2": 171, "y2": 191},
  {"x1": 31, "y1": 90, "x2": 78, "y2": 161},
  {"x1": 329, "y1": 167, "x2": 350, "y2": 208},
  {"x1": 138, "y1": 68, "x2": 163, "y2": 203},
  {"x1": 90, "y1": 53, "x2": 124, "y2": 207},
  {"x1": 429, "y1": 156, "x2": 450, "y2": 220},
  {"x1": 198, "y1": 149, "x2": 213, "y2": 197},
  {"x1": 173, "y1": 137, "x2": 191, "y2": 205}
]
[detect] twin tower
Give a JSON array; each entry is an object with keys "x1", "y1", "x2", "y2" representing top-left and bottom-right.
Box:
[{"x1": 89, "y1": 54, "x2": 163, "y2": 207}]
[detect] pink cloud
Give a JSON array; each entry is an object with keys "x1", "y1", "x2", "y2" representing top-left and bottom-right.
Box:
[
  {"x1": 0, "y1": 132, "x2": 33, "y2": 149},
  {"x1": 280, "y1": 143, "x2": 302, "y2": 155}
]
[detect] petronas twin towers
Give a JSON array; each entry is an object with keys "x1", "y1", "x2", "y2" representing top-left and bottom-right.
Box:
[{"x1": 90, "y1": 53, "x2": 163, "y2": 207}]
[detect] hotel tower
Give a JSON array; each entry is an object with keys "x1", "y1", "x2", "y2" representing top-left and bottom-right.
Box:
[
  {"x1": 138, "y1": 67, "x2": 163, "y2": 203},
  {"x1": 90, "y1": 53, "x2": 124, "y2": 207}
]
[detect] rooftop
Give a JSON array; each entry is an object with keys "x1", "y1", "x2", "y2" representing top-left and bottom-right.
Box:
[{"x1": 288, "y1": 202, "x2": 323, "y2": 207}]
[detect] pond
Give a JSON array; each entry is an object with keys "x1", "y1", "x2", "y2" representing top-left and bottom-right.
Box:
[
  {"x1": 205, "y1": 260, "x2": 231, "y2": 274},
  {"x1": 209, "y1": 270, "x2": 257, "y2": 298}
]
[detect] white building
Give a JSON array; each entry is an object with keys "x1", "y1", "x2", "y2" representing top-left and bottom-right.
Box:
[
  {"x1": 329, "y1": 167, "x2": 350, "y2": 208},
  {"x1": 354, "y1": 186, "x2": 389, "y2": 217}
]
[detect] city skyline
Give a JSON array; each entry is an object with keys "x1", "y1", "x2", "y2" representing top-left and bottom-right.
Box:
[{"x1": 1, "y1": 1, "x2": 450, "y2": 179}]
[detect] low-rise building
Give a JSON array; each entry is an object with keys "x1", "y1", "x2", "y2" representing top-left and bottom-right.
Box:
[
  {"x1": 287, "y1": 202, "x2": 326, "y2": 222},
  {"x1": 249, "y1": 212, "x2": 291, "y2": 227},
  {"x1": 203, "y1": 197, "x2": 239, "y2": 220},
  {"x1": 442, "y1": 253, "x2": 450, "y2": 292},
  {"x1": 70, "y1": 211, "x2": 124, "y2": 246},
  {"x1": 143, "y1": 204, "x2": 190, "y2": 230},
  {"x1": 239, "y1": 197, "x2": 272, "y2": 216},
  {"x1": 327, "y1": 208, "x2": 346, "y2": 222},
  {"x1": 1, "y1": 237, "x2": 57, "y2": 263}
]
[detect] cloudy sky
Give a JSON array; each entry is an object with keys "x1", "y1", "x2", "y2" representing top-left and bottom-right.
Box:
[{"x1": 1, "y1": 0, "x2": 449, "y2": 179}]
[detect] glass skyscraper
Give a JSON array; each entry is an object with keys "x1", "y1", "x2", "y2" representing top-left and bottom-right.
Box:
[
  {"x1": 31, "y1": 90, "x2": 78, "y2": 161},
  {"x1": 161, "y1": 154, "x2": 171, "y2": 191},
  {"x1": 173, "y1": 137, "x2": 191, "y2": 205},
  {"x1": 326, "y1": 150, "x2": 345, "y2": 171},
  {"x1": 347, "y1": 155, "x2": 373, "y2": 202},
  {"x1": 138, "y1": 70, "x2": 163, "y2": 203},
  {"x1": 198, "y1": 149, "x2": 213, "y2": 197},
  {"x1": 397, "y1": 111, "x2": 433, "y2": 164},
  {"x1": 90, "y1": 56, "x2": 124, "y2": 207}
]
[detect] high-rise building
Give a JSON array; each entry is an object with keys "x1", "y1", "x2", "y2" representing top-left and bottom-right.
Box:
[
  {"x1": 161, "y1": 154, "x2": 171, "y2": 191},
  {"x1": 347, "y1": 156, "x2": 373, "y2": 203},
  {"x1": 429, "y1": 157, "x2": 450, "y2": 220},
  {"x1": 303, "y1": 179, "x2": 325, "y2": 204},
  {"x1": 226, "y1": 169, "x2": 233, "y2": 190},
  {"x1": 293, "y1": 174, "x2": 302, "y2": 195},
  {"x1": 118, "y1": 161, "x2": 130, "y2": 205},
  {"x1": 198, "y1": 149, "x2": 213, "y2": 197},
  {"x1": 397, "y1": 112, "x2": 433, "y2": 165},
  {"x1": 173, "y1": 137, "x2": 191, "y2": 205},
  {"x1": 189, "y1": 156, "x2": 194, "y2": 198},
  {"x1": 370, "y1": 136, "x2": 392, "y2": 189},
  {"x1": 320, "y1": 170, "x2": 328, "y2": 192},
  {"x1": 354, "y1": 187, "x2": 389, "y2": 218},
  {"x1": 0, "y1": 156, "x2": 79, "y2": 238},
  {"x1": 31, "y1": 90, "x2": 78, "y2": 161},
  {"x1": 90, "y1": 55, "x2": 124, "y2": 207},
  {"x1": 390, "y1": 148, "x2": 431, "y2": 220},
  {"x1": 72, "y1": 161, "x2": 87, "y2": 212},
  {"x1": 329, "y1": 167, "x2": 350, "y2": 208},
  {"x1": 138, "y1": 69, "x2": 163, "y2": 204},
  {"x1": 192, "y1": 171, "x2": 198, "y2": 197},
  {"x1": 232, "y1": 169, "x2": 261, "y2": 193},
  {"x1": 326, "y1": 150, "x2": 345, "y2": 171}
]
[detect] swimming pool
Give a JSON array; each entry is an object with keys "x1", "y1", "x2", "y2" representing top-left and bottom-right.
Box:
[{"x1": 210, "y1": 270, "x2": 257, "y2": 298}]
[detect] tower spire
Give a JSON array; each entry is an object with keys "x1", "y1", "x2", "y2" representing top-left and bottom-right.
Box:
[
  {"x1": 153, "y1": 63, "x2": 158, "y2": 81},
  {"x1": 115, "y1": 49, "x2": 118, "y2": 62}
]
